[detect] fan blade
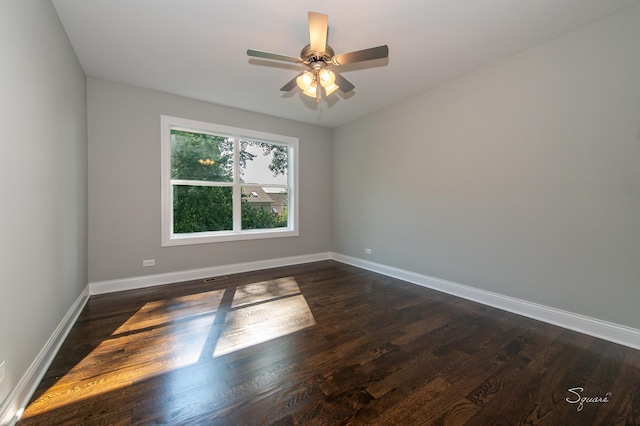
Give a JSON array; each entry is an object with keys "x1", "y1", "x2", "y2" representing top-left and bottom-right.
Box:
[
  {"x1": 332, "y1": 45, "x2": 389, "y2": 65},
  {"x1": 247, "y1": 49, "x2": 302, "y2": 64},
  {"x1": 334, "y1": 71, "x2": 355, "y2": 93},
  {"x1": 308, "y1": 12, "x2": 328, "y2": 54},
  {"x1": 280, "y1": 74, "x2": 302, "y2": 92}
]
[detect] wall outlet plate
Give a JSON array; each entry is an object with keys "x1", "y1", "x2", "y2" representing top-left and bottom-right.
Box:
[
  {"x1": 143, "y1": 259, "x2": 155, "y2": 267},
  {"x1": 365, "y1": 248, "x2": 372, "y2": 255}
]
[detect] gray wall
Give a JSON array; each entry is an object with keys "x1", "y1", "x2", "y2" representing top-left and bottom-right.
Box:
[
  {"x1": 2, "y1": 1, "x2": 639, "y2": 413},
  {"x1": 87, "y1": 79, "x2": 333, "y2": 283},
  {"x1": 0, "y1": 0, "x2": 87, "y2": 405},
  {"x1": 333, "y1": 5, "x2": 640, "y2": 329}
]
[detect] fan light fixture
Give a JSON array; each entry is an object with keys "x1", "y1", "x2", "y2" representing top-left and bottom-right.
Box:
[
  {"x1": 295, "y1": 68, "x2": 340, "y2": 102},
  {"x1": 247, "y1": 12, "x2": 389, "y2": 104}
]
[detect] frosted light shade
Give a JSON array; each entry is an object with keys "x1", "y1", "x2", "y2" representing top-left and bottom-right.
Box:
[
  {"x1": 324, "y1": 83, "x2": 339, "y2": 96},
  {"x1": 319, "y1": 69, "x2": 335, "y2": 87},
  {"x1": 302, "y1": 84, "x2": 317, "y2": 98},
  {"x1": 296, "y1": 72, "x2": 314, "y2": 90}
]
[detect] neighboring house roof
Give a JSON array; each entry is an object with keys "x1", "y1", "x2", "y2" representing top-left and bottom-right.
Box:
[
  {"x1": 268, "y1": 193, "x2": 288, "y2": 208},
  {"x1": 242, "y1": 186, "x2": 274, "y2": 204}
]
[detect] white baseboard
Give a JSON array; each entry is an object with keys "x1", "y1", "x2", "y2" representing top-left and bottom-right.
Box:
[
  {"x1": 91, "y1": 251, "x2": 640, "y2": 350},
  {"x1": 0, "y1": 285, "x2": 90, "y2": 426},
  {"x1": 90, "y1": 252, "x2": 332, "y2": 295},
  {"x1": 3, "y1": 252, "x2": 639, "y2": 426},
  {"x1": 331, "y1": 253, "x2": 640, "y2": 351}
]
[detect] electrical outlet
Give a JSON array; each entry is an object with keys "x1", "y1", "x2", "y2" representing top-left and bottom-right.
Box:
[
  {"x1": 0, "y1": 360, "x2": 5, "y2": 384},
  {"x1": 365, "y1": 248, "x2": 372, "y2": 255},
  {"x1": 142, "y1": 259, "x2": 155, "y2": 267}
]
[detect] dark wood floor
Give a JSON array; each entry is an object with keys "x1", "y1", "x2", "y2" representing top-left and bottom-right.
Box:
[{"x1": 19, "y1": 260, "x2": 640, "y2": 425}]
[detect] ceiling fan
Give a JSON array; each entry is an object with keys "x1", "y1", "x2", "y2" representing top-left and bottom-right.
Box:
[{"x1": 247, "y1": 12, "x2": 389, "y2": 103}]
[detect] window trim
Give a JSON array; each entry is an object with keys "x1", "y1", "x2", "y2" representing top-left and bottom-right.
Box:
[{"x1": 161, "y1": 115, "x2": 299, "y2": 246}]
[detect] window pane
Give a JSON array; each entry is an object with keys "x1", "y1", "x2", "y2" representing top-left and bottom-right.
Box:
[
  {"x1": 173, "y1": 185, "x2": 233, "y2": 233},
  {"x1": 171, "y1": 130, "x2": 233, "y2": 182},
  {"x1": 239, "y1": 140, "x2": 288, "y2": 185},
  {"x1": 162, "y1": 115, "x2": 298, "y2": 245},
  {"x1": 241, "y1": 186, "x2": 288, "y2": 230}
]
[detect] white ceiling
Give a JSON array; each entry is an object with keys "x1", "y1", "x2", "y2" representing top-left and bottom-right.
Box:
[{"x1": 52, "y1": 0, "x2": 639, "y2": 128}]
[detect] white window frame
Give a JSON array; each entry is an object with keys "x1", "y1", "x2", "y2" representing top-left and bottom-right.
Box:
[{"x1": 161, "y1": 115, "x2": 299, "y2": 246}]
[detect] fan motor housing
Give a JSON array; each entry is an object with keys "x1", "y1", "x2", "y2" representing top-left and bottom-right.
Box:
[{"x1": 301, "y1": 44, "x2": 335, "y2": 64}]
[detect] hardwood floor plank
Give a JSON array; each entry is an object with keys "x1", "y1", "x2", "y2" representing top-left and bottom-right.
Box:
[{"x1": 17, "y1": 260, "x2": 640, "y2": 425}]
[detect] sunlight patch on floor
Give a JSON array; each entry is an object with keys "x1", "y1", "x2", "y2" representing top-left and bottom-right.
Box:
[
  {"x1": 21, "y1": 279, "x2": 316, "y2": 420},
  {"x1": 112, "y1": 289, "x2": 225, "y2": 335},
  {"x1": 214, "y1": 278, "x2": 316, "y2": 357},
  {"x1": 22, "y1": 313, "x2": 216, "y2": 420},
  {"x1": 231, "y1": 276, "x2": 301, "y2": 308}
]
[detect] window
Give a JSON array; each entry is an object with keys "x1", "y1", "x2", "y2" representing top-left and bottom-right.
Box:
[{"x1": 161, "y1": 116, "x2": 298, "y2": 246}]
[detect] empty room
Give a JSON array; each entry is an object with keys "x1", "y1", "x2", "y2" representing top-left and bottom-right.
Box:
[{"x1": 1, "y1": 1, "x2": 639, "y2": 424}]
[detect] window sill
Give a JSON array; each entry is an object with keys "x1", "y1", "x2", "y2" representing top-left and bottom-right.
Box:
[{"x1": 161, "y1": 228, "x2": 299, "y2": 247}]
